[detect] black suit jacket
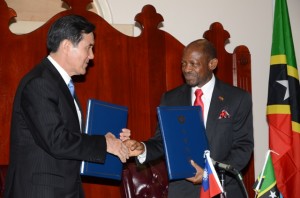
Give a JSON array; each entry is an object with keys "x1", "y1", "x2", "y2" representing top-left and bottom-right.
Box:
[
  {"x1": 5, "y1": 58, "x2": 107, "y2": 198},
  {"x1": 144, "y1": 79, "x2": 254, "y2": 198}
]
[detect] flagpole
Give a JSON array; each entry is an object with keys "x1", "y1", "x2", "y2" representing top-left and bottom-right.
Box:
[
  {"x1": 219, "y1": 169, "x2": 226, "y2": 198},
  {"x1": 254, "y1": 150, "x2": 270, "y2": 195}
]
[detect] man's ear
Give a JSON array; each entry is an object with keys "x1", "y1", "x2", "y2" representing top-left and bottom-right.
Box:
[
  {"x1": 209, "y1": 58, "x2": 218, "y2": 70},
  {"x1": 61, "y1": 39, "x2": 72, "y2": 53}
]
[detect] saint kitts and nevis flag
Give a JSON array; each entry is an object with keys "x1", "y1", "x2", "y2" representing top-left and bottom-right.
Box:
[
  {"x1": 266, "y1": 0, "x2": 300, "y2": 197},
  {"x1": 253, "y1": 150, "x2": 281, "y2": 198}
]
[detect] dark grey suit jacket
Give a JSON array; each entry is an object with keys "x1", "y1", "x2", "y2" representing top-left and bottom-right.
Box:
[
  {"x1": 144, "y1": 79, "x2": 254, "y2": 198},
  {"x1": 5, "y1": 58, "x2": 107, "y2": 198}
]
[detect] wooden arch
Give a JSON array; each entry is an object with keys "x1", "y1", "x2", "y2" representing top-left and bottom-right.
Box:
[{"x1": 0, "y1": 0, "x2": 254, "y2": 197}]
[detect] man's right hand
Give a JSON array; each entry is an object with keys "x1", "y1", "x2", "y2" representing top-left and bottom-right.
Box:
[
  {"x1": 105, "y1": 132, "x2": 129, "y2": 163},
  {"x1": 123, "y1": 139, "x2": 145, "y2": 157}
]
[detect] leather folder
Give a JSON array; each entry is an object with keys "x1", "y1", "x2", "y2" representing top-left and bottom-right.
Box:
[
  {"x1": 80, "y1": 99, "x2": 128, "y2": 180},
  {"x1": 157, "y1": 106, "x2": 209, "y2": 180}
]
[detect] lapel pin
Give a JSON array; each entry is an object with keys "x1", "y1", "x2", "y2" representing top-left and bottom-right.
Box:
[{"x1": 218, "y1": 96, "x2": 224, "y2": 101}]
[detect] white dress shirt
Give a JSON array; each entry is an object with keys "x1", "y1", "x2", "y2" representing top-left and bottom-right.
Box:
[{"x1": 191, "y1": 74, "x2": 215, "y2": 127}]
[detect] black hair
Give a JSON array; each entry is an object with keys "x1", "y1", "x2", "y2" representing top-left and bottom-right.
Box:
[
  {"x1": 47, "y1": 15, "x2": 95, "y2": 52},
  {"x1": 186, "y1": 39, "x2": 217, "y2": 61}
]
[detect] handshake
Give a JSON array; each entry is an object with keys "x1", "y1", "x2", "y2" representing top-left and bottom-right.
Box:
[
  {"x1": 105, "y1": 128, "x2": 144, "y2": 163},
  {"x1": 105, "y1": 128, "x2": 204, "y2": 184}
]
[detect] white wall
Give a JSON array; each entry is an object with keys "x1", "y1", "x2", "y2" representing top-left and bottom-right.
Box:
[{"x1": 107, "y1": 0, "x2": 300, "y2": 177}]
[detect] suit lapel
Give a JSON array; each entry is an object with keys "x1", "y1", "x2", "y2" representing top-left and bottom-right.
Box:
[
  {"x1": 179, "y1": 84, "x2": 192, "y2": 106},
  {"x1": 206, "y1": 80, "x2": 226, "y2": 143},
  {"x1": 43, "y1": 58, "x2": 81, "y2": 126}
]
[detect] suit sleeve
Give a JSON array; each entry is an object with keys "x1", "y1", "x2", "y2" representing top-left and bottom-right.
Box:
[{"x1": 142, "y1": 87, "x2": 190, "y2": 163}]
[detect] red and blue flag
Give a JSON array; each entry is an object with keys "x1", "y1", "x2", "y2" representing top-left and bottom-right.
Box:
[{"x1": 200, "y1": 151, "x2": 224, "y2": 198}]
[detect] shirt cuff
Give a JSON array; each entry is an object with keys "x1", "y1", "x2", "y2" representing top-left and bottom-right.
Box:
[{"x1": 137, "y1": 142, "x2": 147, "y2": 164}]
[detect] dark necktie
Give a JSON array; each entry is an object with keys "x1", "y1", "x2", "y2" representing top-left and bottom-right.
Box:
[
  {"x1": 194, "y1": 89, "x2": 204, "y2": 116},
  {"x1": 68, "y1": 80, "x2": 75, "y2": 98}
]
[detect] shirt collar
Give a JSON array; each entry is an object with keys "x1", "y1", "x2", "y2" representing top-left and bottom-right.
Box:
[
  {"x1": 47, "y1": 55, "x2": 71, "y2": 85},
  {"x1": 192, "y1": 74, "x2": 216, "y2": 97}
]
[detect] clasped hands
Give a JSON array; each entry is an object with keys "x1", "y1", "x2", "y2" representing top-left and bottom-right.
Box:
[
  {"x1": 105, "y1": 128, "x2": 131, "y2": 163},
  {"x1": 106, "y1": 133, "x2": 204, "y2": 184},
  {"x1": 123, "y1": 139, "x2": 204, "y2": 184}
]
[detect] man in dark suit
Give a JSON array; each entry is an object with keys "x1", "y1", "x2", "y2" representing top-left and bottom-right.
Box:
[
  {"x1": 125, "y1": 39, "x2": 254, "y2": 197},
  {"x1": 4, "y1": 15, "x2": 130, "y2": 198}
]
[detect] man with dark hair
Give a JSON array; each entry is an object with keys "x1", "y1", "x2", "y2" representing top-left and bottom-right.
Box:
[
  {"x1": 4, "y1": 15, "x2": 130, "y2": 198},
  {"x1": 125, "y1": 39, "x2": 254, "y2": 198}
]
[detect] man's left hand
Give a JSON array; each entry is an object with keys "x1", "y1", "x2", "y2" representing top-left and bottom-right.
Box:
[{"x1": 186, "y1": 160, "x2": 204, "y2": 184}]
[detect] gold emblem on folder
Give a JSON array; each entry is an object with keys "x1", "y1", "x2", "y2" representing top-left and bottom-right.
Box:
[{"x1": 177, "y1": 115, "x2": 185, "y2": 124}]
